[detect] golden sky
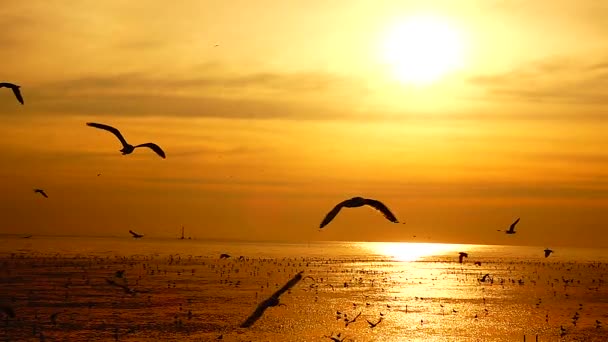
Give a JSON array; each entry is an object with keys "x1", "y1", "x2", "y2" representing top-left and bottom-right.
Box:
[{"x1": 1, "y1": 1, "x2": 607, "y2": 247}]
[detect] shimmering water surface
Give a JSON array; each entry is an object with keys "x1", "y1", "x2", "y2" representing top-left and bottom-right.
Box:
[{"x1": 1, "y1": 236, "x2": 607, "y2": 341}]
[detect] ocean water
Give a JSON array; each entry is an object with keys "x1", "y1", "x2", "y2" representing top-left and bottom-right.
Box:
[{"x1": 1, "y1": 236, "x2": 607, "y2": 341}]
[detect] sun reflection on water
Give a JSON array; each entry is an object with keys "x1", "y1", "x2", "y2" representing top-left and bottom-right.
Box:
[{"x1": 364, "y1": 242, "x2": 461, "y2": 261}]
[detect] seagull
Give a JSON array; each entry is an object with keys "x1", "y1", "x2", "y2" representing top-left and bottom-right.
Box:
[
  {"x1": 0, "y1": 82, "x2": 24, "y2": 104},
  {"x1": 498, "y1": 218, "x2": 520, "y2": 234},
  {"x1": 319, "y1": 197, "x2": 399, "y2": 229},
  {"x1": 544, "y1": 248, "x2": 553, "y2": 258},
  {"x1": 129, "y1": 230, "x2": 144, "y2": 238},
  {"x1": 367, "y1": 317, "x2": 383, "y2": 328},
  {"x1": 480, "y1": 273, "x2": 492, "y2": 283},
  {"x1": 240, "y1": 271, "x2": 303, "y2": 328},
  {"x1": 458, "y1": 252, "x2": 468, "y2": 263},
  {"x1": 86, "y1": 122, "x2": 166, "y2": 159},
  {"x1": 345, "y1": 311, "x2": 361, "y2": 327},
  {"x1": 33, "y1": 189, "x2": 48, "y2": 198}
]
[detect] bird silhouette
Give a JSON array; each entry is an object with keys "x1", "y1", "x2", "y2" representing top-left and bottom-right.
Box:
[
  {"x1": 0, "y1": 82, "x2": 24, "y2": 104},
  {"x1": 320, "y1": 197, "x2": 399, "y2": 229},
  {"x1": 240, "y1": 271, "x2": 303, "y2": 328},
  {"x1": 458, "y1": 252, "x2": 469, "y2": 263},
  {"x1": 219, "y1": 253, "x2": 231, "y2": 259},
  {"x1": 86, "y1": 122, "x2": 166, "y2": 159},
  {"x1": 480, "y1": 273, "x2": 492, "y2": 282},
  {"x1": 498, "y1": 218, "x2": 520, "y2": 234},
  {"x1": 129, "y1": 230, "x2": 143, "y2": 238},
  {"x1": 544, "y1": 248, "x2": 553, "y2": 258},
  {"x1": 367, "y1": 317, "x2": 383, "y2": 328},
  {"x1": 33, "y1": 189, "x2": 48, "y2": 198}
]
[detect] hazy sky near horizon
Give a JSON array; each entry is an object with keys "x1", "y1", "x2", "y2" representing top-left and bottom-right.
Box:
[{"x1": 1, "y1": 1, "x2": 607, "y2": 247}]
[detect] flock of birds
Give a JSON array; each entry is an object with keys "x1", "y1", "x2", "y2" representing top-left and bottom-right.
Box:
[
  {"x1": 4, "y1": 81, "x2": 554, "y2": 258},
  {"x1": 1, "y1": 81, "x2": 586, "y2": 341}
]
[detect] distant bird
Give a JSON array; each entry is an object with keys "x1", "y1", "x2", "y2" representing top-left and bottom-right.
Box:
[
  {"x1": 21, "y1": 235, "x2": 32, "y2": 239},
  {"x1": 498, "y1": 218, "x2": 520, "y2": 234},
  {"x1": 345, "y1": 311, "x2": 361, "y2": 327},
  {"x1": 33, "y1": 189, "x2": 48, "y2": 198},
  {"x1": 129, "y1": 230, "x2": 144, "y2": 238},
  {"x1": 219, "y1": 253, "x2": 231, "y2": 259},
  {"x1": 544, "y1": 248, "x2": 553, "y2": 258},
  {"x1": 474, "y1": 261, "x2": 482, "y2": 266},
  {"x1": 480, "y1": 273, "x2": 492, "y2": 283},
  {"x1": 114, "y1": 270, "x2": 125, "y2": 278},
  {"x1": 86, "y1": 122, "x2": 166, "y2": 159},
  {"x1": 320, "y1": 197, "x2": 399, "y2": 229},
  {"x1": 367, "y1": 317, "x2": 383, "y2": 328},
  {"x1": 324, "y1": 333, "x2": 346, "y2": 342},
  {"x1": 458, "y1": 252, "x2": 468, "y2": 263},
  {"x1": 0, "y1": 82, "x2": 24, "y2": 104}
]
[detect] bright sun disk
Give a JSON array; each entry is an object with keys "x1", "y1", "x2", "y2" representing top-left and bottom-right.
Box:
[{"x1": 380, "y1": 15, "x2": 465, "y2": 85}]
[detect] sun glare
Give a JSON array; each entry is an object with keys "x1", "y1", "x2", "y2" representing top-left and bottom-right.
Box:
[
  {"x1": 380, "y1": 15, "x2": 465, "y2": 85},
  {"x1": 367, "y1": 242, "x2": 457, "y2": 262}
]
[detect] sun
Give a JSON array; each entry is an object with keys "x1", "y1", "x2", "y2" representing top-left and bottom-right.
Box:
[{"x1": 379, "y1": 15, "x2": 465, "y2": 85}]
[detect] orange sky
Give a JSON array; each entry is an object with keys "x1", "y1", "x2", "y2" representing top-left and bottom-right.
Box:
[{"x1": 0, "y1": 1, "x2": 607, "y2": 247}]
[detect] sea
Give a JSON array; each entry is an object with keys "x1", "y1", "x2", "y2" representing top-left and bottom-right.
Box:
[{"x1": 1, "y1": 235, "x2": 607, "y2": 341}]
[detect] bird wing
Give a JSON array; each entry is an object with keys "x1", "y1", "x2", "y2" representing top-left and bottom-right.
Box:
[
  {"x1": 11, "y1": 86, "x2": 24, "y2": 104},
  {"x1": 240, "y1": 271, "x2": 303, "y2": 328},
  {"x1": 34, "y1": 189, "x2": 48, "y2": 198},
  {"x1": 319, "y1": 200, "x2": 349, "y2": 228},
  {"x1": 129, "y1": 230, "x2": 142, "y2": 237},
  {"x1": 509, "y1": 218, "x2": 520, "y2": 231},
  {"x1": 134, "y1": 143, "x2": 166, "y2": 158},
  {"x1": 363, "y1": 199, "x2": 399, "y2": 223},
  {"x1": 86, "y1": 123, "x2": 129, "y2": 148}
]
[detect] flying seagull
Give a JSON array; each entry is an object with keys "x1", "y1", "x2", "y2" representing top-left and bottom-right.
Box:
[
  {"x1": 367, "y1": 317, "x2": 383, "y2": 328},
  {"x1": 33, "y1": 189, "x2": 48, "y2": 198},
  {"x1": 0, "y1": 82, "x2": 24, "y2": 104},
  {"x1": 544, "y1": 248, "x2": 553, "y2": 258},
  {"x1": 129, "y1": 230, "x2": 143, "y2": 238},
  {"x1": 319, "y1": 197, "x2": 399, "y2": 229},
  {"x1": 458, "y1": 252, "x2": 469, "y2": 263},
  {"x1": 498, "y1": 218, "x2": 520, "y2": 234},
  {"x1": 240, "y1": 271, "x2": 303, "y2": 328},
  {"x1": 86, "y1": 122, "x2": 166, "y2": 159}
]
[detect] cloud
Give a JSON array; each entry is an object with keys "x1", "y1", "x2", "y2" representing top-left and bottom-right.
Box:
[
  {"x1": 469, "y1": 56, "x2": 608, "y2": 105},
  {"x1": 0, "y1": 70, "x2": 366, "y2": 120}
]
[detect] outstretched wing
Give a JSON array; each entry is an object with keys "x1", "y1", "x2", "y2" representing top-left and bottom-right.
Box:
[
  {"x1": 319, "y1": 200, "x2": 349, "y2": 228},
  {"x1": 129, "y1": 230, "x2": 142, "y2": 238},
  {"x1": 240, "y1": 271, "x2": 303, "y2": 328},
  {"x1": 34, "y1": 189, "x2": 48, "y2": 198},
  {"x1": 509, "y1": 217, "x2": 520, "y2": 231},
  {"x1": 134, "y1": 143, "x2": 166, "y2": 159},
  {"x1": 11, "y1": 86, "x2": 23, "y2": 105},
  {"x1": 363, "y1": 199, "x2": 399, "y2": 223},
  {"x1": 86, "y1": 122, "x2": 129, "y2": 148}
]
